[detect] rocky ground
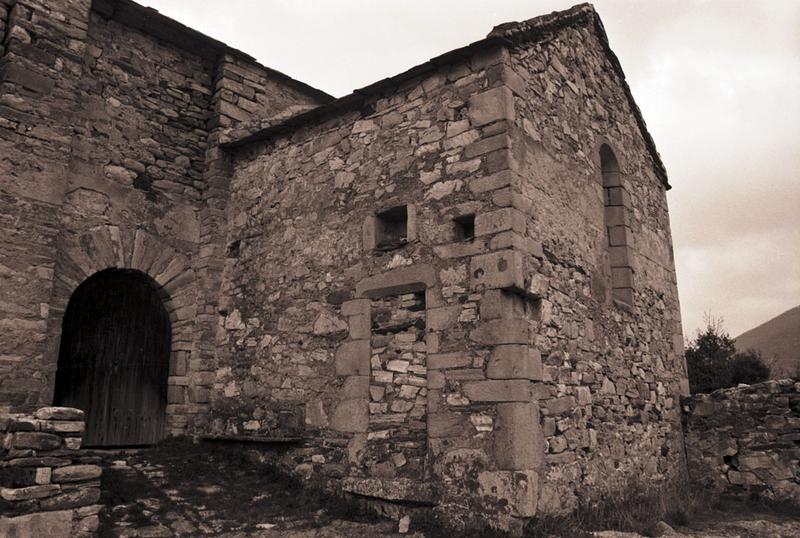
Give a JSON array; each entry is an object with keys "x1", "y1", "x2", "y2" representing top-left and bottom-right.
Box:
[{"x1": 95, "y1": 439, "x2": 798, "y2": 538}]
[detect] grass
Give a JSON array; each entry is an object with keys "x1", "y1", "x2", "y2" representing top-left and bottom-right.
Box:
[{"x1": 98, "y1": 437, "x2": 381, "y2": 536}]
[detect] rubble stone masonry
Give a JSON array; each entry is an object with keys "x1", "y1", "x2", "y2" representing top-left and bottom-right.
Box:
[
  {"x1": 0, "y1": 406, "x2": 101, "y2": 537},
  {"x1": 0, "y1": 0, "x2": 328, "y2": 435},
  {"x1": 1, "y1": 0, "x2": 690, "y2": 528},
  {"x1": 216, "y1": 5, "x2": 688, "y2": 525},
  {"x1": 684, "y1": 380, "x2": 800, "y2": 507}
]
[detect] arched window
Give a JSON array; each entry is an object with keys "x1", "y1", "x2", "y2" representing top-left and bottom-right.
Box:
[{"x1": 600, "y1": 144, "x2": 634, "y2": 306}]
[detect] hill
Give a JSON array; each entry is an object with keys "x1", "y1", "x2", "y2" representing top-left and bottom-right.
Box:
[{"x1": 735, "y1": 306, "x2": 800, "y2": 378}]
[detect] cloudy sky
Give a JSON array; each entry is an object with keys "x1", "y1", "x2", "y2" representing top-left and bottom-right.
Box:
[{"x1": 139, "y1": 0, "x2": 800, "y2": 339}]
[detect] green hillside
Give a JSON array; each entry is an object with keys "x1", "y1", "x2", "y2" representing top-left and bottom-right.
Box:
[{"x1": 735, "y1": 306, "x2": 800, "y2": 378}]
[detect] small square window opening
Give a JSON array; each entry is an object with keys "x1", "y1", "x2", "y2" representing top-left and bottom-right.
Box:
[
  {"x1": 454, "y1": 214, "x2": 475, "y2": 241},
  {"x1": 376, "y1": 206, "x2": 408, "y2": 250}
]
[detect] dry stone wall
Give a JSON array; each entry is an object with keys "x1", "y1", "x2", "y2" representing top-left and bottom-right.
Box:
[
  {"x1": 683, "y1": 379, "x2": 800, "y2": 507},
  {"x1": 0, "y1": 407, "x2": 101, "y2": 537}
]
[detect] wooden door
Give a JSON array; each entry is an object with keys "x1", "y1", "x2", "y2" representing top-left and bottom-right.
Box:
[{"x1": 54, "y1": 269, "x2": 171, "y2": 446}]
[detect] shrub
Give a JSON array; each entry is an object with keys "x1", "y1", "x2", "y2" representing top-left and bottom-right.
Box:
[{"x1": 685, "y1": 317, "x2": 770, "y2": 393}]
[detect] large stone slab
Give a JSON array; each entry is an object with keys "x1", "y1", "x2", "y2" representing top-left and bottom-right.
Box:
[
  {"x1": 477, "y1": 470, "x2": 539, "y2": 517},
  {"x1": 487, "y1": 345, "x2": 542, "y2": 380},
  {"x1": 51, "y1": 464, "x2": 102, "y2": 483},
  {"x1": 0, "y1": 510, "x2": 74, "y2": 538},
  {"x1": 494, "y1": 402, "x2": 545, "y2": 470},
  {"x1": 469, "y1": 318, "x2": 529, "y2": 345},
  {"x1": 334, "y1": 340, "x2": 370, "y2": 376},
  {"x1": 330, "y1": 399, "x2": 368, "y2": 433},
  {"x1": 468, "y1": 86, "x2": 515, "y2": 127}
]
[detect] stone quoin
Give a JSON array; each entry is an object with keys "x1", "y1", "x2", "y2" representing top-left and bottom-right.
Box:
[{"x1": 0, "y1": 0, "x2": 690, "y2": 528}]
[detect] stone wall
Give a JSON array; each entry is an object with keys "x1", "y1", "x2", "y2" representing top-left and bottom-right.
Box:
[
  {"x1": 0, "y1": 0, "x2": 11, "y2": 57},
  {"x1": 683, "y1": 379, "x2": 800, "y2": 506},
  {"x1": 216, "y1": 8, "x2": 687, "y2": 526},
  {"x1": 218, "y1": 43, "x2": 548, "y2": 525},
  {"x1": 496, "y1": 14, "x2": 688, "y2": 514},
  {"x1": 0, "y1": 406, "x2": 101, "y2": 537},
  {"x1": 0, "y1": 0, "x2": 328, "y2": 441}
]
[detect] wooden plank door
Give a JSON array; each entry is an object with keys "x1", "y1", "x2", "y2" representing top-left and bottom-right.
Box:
[{"x1": 54, "y1": 269, "x2": 171, "y2": 446}]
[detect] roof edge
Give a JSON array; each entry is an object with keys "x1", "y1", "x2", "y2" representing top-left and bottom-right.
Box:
[
  {"x1": 489, "y1": 3, "x2": 670, "y2": 189},
  {"x1": 91, "y1": 0, "x2": 334, "y2": 105},
  {"x1": 221, "y1": 36, "x2": 511, "y2": 149},
  {"x1": 221, "y1": 3, "x2": 670, "y2": 190}
]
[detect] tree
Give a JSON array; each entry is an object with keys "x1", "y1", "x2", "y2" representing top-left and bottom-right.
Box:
[{"x1": 685, "y1": 316, "x2": 770, "y2": 394}]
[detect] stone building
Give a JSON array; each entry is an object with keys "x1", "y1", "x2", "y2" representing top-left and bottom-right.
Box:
[{"x1": 0, "y1": 0, "x2": 689, "y2": 524}]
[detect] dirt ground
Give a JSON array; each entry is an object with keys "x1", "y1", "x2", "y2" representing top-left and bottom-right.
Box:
[{"x1": 94, "y1": 439, "x2": 799, "y2": 538}]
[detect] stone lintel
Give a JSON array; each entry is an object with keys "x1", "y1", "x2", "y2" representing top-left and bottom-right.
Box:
[{"x1": 356, "y1": 264, "x2": 437, "y2": 298}]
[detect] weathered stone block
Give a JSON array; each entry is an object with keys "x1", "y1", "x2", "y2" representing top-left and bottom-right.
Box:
[
  {"x1": 468, "y1": 86, "x2": 515, "y2": 127},
  {"x1": 12, "y1": 432, "x2": 61, "y2": 450},
  {"x1": 469, "y1": 170, "x2": 517, "y2": 194},
  {"x1": 428, "y1": 412, "x2": 468, "y2": 438},
  {"x1": 356, "y1": 264, "x2": 436, "y2": 298},
  {"x1": 38, "y1": 486, "x2": 100, "y2": 510},
  {"x1": 494, "y1": 403, "x2": 544, "y2": 470},
  {"x1": 33, "y1": 408, "x2": 84, "y2": 421},
  {"x1": 341, "y1": 299, "x2": 370, "y2": 317},
  {"x1": 0, "y1": 484, "x2": 60, "y2": 501},
  {"x1": 545, "y1": 396, "x2": 576, "y2": 415},
  {"x1": 330, "y1": 399, "x2": 368, "y2": 433},
  {"x1": 0, "y1": 510, "x2": 74, "y2": 538},
  {"x1": 426, "y1": 306, "x2": 461, "y2": 331},
  {"x1": 608, "y1": 225, "x2": 633, "y2": 247},
  {"x1": 606, "y1": 186, "x2": 631, "y2": 207},
  {"x1": 428, "y1": 352, "x2": 472, "y2": 370},
  {"x1": 611, "y1": 267, "x2": 633, "y2": 288},
  {"x1": 475, "y1": 208, "x2": 526, "y2": 237},
  {"x1": 464, "y1": 132, "x2": 510, "y2": 159},
  {"x1": 341, "y1": 376, "x2": 369, "y2": 399},
  {"x1": 335, "y1": 340, "x2": 370, "y2": 376},
  {"x1": 463, "y1": 380, "x2": 531, "y2": 402},
  {"x1": 39, "y1": 420, "x2": 85, "y2": 434},
  {"x1": 348, "y1": 314, "x2": 371, "y2": 340},
  {"x1": 470, "y1": 250, "x2": 525, "y2": 292},
  {"x1": 469, "y1": 318, "x2": 528, "y2": 345},
  {"x1": 486, "y1": 345, "x2": 542, "y2": 380},
  {"x1": 480, "y1": 289, "x2": 526, "y2": 320},
  {"x1": 51, "y1": 465, "x2": 102, "y2": 483},
  {"x1": 605, "y1": 206, "x2": 629, "y2": 227},
  {"x1": 477, "y1": 470, "x2": 538, "y2": 517}
]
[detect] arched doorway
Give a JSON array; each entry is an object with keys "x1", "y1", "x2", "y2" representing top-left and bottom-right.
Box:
[{"x1": 53, "y1": 269, "x2": 171, "y2": 446}]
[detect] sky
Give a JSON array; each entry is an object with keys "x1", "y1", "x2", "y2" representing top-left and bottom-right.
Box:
[{"x1": 138, "y1": 0, "x2": 800, "y2": 339}]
